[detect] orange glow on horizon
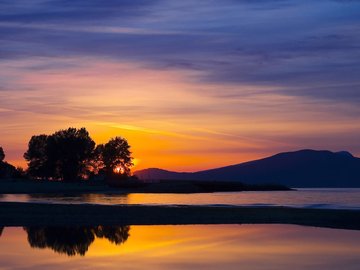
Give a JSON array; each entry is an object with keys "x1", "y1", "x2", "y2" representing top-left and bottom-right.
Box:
[{"x1": 2, "y1": 57, "x2": 360, "y2": 172}]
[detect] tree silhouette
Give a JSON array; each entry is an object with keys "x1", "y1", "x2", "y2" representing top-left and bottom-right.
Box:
[
  {"x1": 0, "y1": 147, "x2": 18, "y2": 179},
  {"x1": 93, "y1": 225, "x2": 130, "y2": 245},
  {"x1": 47, "y1": 128, "x2": 95, "y2": 181},
  {"x1": 0, "y1": 146, "x2": 5, "y2": 162},
  {"x1": 24, "y1": 226, "x2": 130, "y2": 256},
  {"x1": 24, "y1": 135, "x2": 51, "y2": 179},
  {"x1": 25, "y1": 227, "x2": 95, "y2": 256},
  {"x1": 89, "y1": 143, "x2": 105, "y2": 176},
  {"x1": 24, "y1": 128, "x2": 96, "y2": 181},
  {"x1": 24, "y1": 128, "x2": 134, "y2": 182},
  {"x1": 97, "y1": 137, "x2": 133, "y2": 177}
]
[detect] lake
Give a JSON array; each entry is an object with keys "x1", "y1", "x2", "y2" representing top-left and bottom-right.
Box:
[
  {"x1": 1, "y1": 188, "x2": 360, "y2": 209},
  {"x1": 1, "y1": 189, "x2": 359, "y2": 269},
  {"x1": 0, "y1": 224, "x2": 359, "y2": 270}
]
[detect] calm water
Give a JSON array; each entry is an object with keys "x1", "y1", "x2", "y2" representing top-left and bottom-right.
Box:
[
  {"x1": 1, "y1": 188, "x2": 360, "y2": 209},
  {"x1": 0, "y1": 225, "x2": 359, "y2": 270}
]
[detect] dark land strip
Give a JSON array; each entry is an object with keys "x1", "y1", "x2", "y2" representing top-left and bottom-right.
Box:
[{"x1": 0, "y1": 202, "x2": 359, "y2": 230}]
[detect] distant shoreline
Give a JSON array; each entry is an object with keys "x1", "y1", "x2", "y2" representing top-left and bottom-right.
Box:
[
  {"x1": 0, "y1": 202, "x2": 359, "y2": 230},
  {"x1": 0, "y1": 178, "x2": 292, "y2": 194}
]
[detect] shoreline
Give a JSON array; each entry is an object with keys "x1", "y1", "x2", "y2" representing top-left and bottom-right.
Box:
[
  {"x1": 0, "y1": 178, "x2": 292, "y2": 194},
  {"x1": 0, "y1": 202, "x2": 359, "y2": 230}
]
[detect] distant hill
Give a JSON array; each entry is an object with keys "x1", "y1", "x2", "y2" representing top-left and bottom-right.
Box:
[{"x1": 134, "y1": 150, "x2": 360, "y2": 187}]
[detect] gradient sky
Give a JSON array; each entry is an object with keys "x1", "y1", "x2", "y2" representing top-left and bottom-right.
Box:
[{"x1": 1, "y1": 0, "x2": 360, "y2": 171}]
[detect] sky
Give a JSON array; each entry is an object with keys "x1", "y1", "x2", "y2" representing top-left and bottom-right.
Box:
[{"x1": 0, "y1": 0, "x2": 360, "y2": 171}]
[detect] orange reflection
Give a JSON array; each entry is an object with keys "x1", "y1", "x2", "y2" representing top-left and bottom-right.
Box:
[{"x1": 1, "y1": 225, "x2": 360, "y2": 269}]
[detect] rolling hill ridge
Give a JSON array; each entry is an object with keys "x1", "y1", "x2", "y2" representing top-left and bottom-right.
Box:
[{"x1": 134, "y1": 149, "x2": 360, "y2": 187}]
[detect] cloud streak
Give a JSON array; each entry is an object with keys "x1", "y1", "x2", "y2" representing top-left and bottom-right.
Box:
[{"x1": 1, "y1": 1, "x2": 359, "y2": 102}]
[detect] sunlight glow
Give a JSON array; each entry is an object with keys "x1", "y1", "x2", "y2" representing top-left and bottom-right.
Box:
[
  {"x1": 113, "y1": 166, "x2": 124, "y2": 174},
  {"x1": 2, "y1": 57, "x2": 360, "y2": 172}
]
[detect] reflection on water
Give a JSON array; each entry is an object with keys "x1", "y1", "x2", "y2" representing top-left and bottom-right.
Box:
[
  {"x1": 28, "y1": 193, "x2": 130, "y2": 205},
  {"x1": 24, "y1": 226, "x2": 130, "y2": 256},
  {"x1": 0, "y1": 225, "x2": 130, "y2": 256},
  {"x1": 2, "y1": 189, "x2": 360, "y2": 209},
  {"x1": 0, "y1": 225, "x2": 359, "y2": 269}
]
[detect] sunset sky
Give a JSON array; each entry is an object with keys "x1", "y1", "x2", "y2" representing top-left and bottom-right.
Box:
[{"x1": 1, "y1": 0, "x2": 360, "y2": 171}]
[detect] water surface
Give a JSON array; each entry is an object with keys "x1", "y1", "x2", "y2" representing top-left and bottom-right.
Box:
[
  {"x1": 0, "y1": 225, "x2": 359, "y2": 270},
  {"x1": 1, "y1": 188, "x2": 360, "y2": 209}
]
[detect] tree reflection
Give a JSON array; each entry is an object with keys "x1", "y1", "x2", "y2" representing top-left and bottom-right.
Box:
[
  {"x1": 0, "y1": 227, "x2": 3, "y2": 237},
  {"x1": 93, "y1": 225, "x2": 130, "y2": 245},
  {"x1": 23, "y1": 225, "x2": 130, "y2": 256},
  {"x1": 28, "y1": 193, "x2": 129, "y2": 205}
]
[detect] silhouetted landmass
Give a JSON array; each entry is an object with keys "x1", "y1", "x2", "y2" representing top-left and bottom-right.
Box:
[
  {"x1": 0, "y1": 178, "x2": 290, "y2": 194},
  {"x1": 135, "y1": 149, "x2": 360, "y2": 187},
  {"x1": 130, "y1": 180, "x2": 290, "y2": 193},
  {"x1": 0, "y1": 202, "x2": 359, "y2": 231},
  {"x1": 24, "y1": 225, "x2": 130, "y2": 256}
]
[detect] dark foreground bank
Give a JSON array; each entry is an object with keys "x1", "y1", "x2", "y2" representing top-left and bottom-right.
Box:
[{"x1": 0, "y1": 202, "x2": 359, "y2": 230}]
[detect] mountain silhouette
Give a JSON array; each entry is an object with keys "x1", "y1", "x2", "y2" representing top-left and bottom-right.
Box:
[{"x1": 134, "y1": 149, "x2": 360, "y2": 187}]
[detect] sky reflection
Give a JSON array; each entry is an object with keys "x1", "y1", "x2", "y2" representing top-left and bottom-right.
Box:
[
  {"x1": 0, "y1": 225, "x2": 359, "y2": 269},
  {"x1": 2, "y1": 189, "x2": 360, "y2": 209}
]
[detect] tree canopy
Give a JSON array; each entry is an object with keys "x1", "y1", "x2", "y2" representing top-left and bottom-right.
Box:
[
  {"x1": 0, "y1": 147, "x2": 19, "y2": 179},
  {"x1": 97, "y1": 137, "x2": 133, "y2": 177},
  {"x1": 24, "y1": 128, "x2": 95, "y2": 181},
  {"x1": 47, "y1": 128, "x2": 96, "y2": 181},
  {"x1": 0, "y1": 146, "x2": 5, "y2": 162},
  {"x1": 23, "y1": 135, "x2": 50, "y2": 179},
  {"x1": 24, "y1": 128, "x2": 133, "y2": 182}
]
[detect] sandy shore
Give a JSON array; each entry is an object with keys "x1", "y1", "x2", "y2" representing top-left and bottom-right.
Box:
[{"x1": 0, "y1": 202, "x2": 359, "y2": 230}]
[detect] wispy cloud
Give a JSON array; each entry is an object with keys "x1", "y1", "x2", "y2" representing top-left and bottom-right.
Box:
[{"x1": 1, "y1": 1, "x2": 359, "y2": 102}]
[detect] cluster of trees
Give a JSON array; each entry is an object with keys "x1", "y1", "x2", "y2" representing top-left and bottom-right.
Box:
[
  {"x1": 24, "y1": 127, "x2": 133, "y2": 182},
  {"x1": 0, "y1": 146, "x2": 21, "y2": 179}
]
